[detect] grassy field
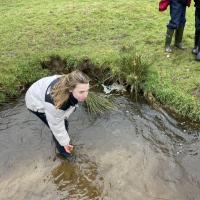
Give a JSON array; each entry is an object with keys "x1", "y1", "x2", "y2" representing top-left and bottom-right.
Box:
[{"x1": 0, "y1": 0, "x2": 200, "y2": 120}]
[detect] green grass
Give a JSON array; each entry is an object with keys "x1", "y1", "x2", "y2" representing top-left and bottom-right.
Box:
[
  {"x1": 0, "y1": 0, "x2": 200, "y2": 120},
  {"x1": 85, "y1": 92, "x2": 115, "y2": 115}
]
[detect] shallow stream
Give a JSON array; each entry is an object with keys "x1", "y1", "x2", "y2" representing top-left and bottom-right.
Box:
[{"x1": 0, "y1": 96, "x2": 200, "y2": 200}]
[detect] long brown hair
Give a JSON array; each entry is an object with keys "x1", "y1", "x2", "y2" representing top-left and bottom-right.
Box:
[{"x1": 51, "y1": 70, "x2": 89, "y2": 109}]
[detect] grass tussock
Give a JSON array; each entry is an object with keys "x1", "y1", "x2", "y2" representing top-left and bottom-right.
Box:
[
  {"x1": 116, "y1": 46, "x2": 149, "y2": 97},
  {"x1": 85, "y1": 92, "x2": 115, "y2": 115}
]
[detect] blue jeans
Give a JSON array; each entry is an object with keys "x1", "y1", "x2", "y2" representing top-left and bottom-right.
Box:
[
  {"x1": 29, "y1": 110, "x2": 71, "y2": 158},
  {"x1": 167, "y1": 0, "x2": 186, "y2": 29}
]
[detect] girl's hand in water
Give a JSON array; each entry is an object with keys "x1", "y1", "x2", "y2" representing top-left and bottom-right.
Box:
[{"x1": 64, "y1": 144, "x2": 74, "y2": 153}]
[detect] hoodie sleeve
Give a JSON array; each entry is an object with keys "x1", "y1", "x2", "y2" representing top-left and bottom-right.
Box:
[{"x1": 44, "y1": 102, "x2": 70, "y2": 146}]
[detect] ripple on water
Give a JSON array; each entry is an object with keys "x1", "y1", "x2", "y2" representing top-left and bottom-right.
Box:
[{"x1": 0, "y1": 96, "x2": 200, "y2": 200}]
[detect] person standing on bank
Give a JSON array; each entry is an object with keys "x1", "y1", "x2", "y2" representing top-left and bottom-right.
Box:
[
  {"x1": 165, "y1": 0, "x2": 191, "y2": 53},
  {"x1": 192, "y1": 0, "x2": 200, "y2": 60},
  {"x1": 25, "y1": 70, "x2": 90, "y2": 158}
]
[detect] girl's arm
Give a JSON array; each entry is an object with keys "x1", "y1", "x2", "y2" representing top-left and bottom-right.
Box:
[{"x1": 44, "y1": 102, "x2": 71, "y2": 147}]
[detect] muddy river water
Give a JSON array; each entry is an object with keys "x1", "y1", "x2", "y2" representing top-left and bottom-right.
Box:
[{"x1": 0, "y1": 96, "x2": 200, "y2": 200}]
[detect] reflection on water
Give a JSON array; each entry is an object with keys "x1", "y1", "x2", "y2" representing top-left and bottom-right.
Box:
[
  {"x1": 0, "y1": 96, "x2": 200, "y2": 200},
  {"x1": 51, "y1": 154, "x2": 103, "y2": 200}
]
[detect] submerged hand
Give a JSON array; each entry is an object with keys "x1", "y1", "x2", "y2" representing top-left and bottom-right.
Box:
[{"x1": 64, "y1": 144, "x2": 74, "y2": 153}]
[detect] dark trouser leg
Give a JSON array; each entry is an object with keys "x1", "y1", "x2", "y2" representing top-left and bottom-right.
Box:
[
  {"x1": 29, "y1": 110, "x2": 49, "y2": 126},
  {"x1": 29, "y1": 110, "x2": 70, "y2": 158},
  {"x1": 192, "y1": 29, "x2": 200, "y2": 54},
  {"x1": 195, "y1": 8, "x2": 200, "y2": 60},
  {"x1": 167, "y1": 0, "x2": 186, "y2": 30},
  {"x1": 193, "y1": 8, "x2": 200, "y2": 54},
  {"x1": 174, "y1": 3, "x2": 186, "y2": 49}
]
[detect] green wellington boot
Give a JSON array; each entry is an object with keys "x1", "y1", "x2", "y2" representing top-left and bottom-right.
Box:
[
  {"x1": 175, "y1": 26, "x2": 185, "y2": 50},
  {"x1": 165, "y1": 28, "x2": 174, "y2": 53}
]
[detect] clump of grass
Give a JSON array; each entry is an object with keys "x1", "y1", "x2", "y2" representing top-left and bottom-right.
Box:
[
  {"x1": 117, "y1": 46, "x2": 149, "y2": 98},
  {"x1": 85, "y1": 92, "x2": 115, "y2": 115}
]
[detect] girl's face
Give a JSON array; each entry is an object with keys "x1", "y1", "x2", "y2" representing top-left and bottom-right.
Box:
[{"x1": 72, "y1": 83, "x2": 89, "y2": 102}]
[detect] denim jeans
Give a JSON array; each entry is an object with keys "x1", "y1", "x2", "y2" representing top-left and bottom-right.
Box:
[
  {"x1": 29, "y1": 110, "x2": 71, "y2": 158},
  {"x1": 167, "y1": 0, "x2": 186, "y2": 29}
]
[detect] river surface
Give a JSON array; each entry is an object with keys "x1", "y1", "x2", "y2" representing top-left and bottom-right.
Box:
[{"x1": 0, "y1": 96, "x2": 200, "y2": 200}]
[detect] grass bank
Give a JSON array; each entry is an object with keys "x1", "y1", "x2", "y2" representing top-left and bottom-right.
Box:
[{"x1": 0, "y1": 0, "x2": 200, "y2": 121}]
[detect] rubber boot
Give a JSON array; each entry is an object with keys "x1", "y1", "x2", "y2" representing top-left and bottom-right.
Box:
[
  {"x1": 196, "y1": 34, "x2": 200, "y2": 61},
  {"x1": 196, "y1": 52, "x2": 200, "y2": 60},
  {"x1": 175, "y1": 26, "x2": 185, "y2": 50},
  {"x1": 192, "y1": 29, "x2": 200, "y2": 54},
  {"x1": 165, "y1": 28, "x2": 174, "y2": 53}
]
